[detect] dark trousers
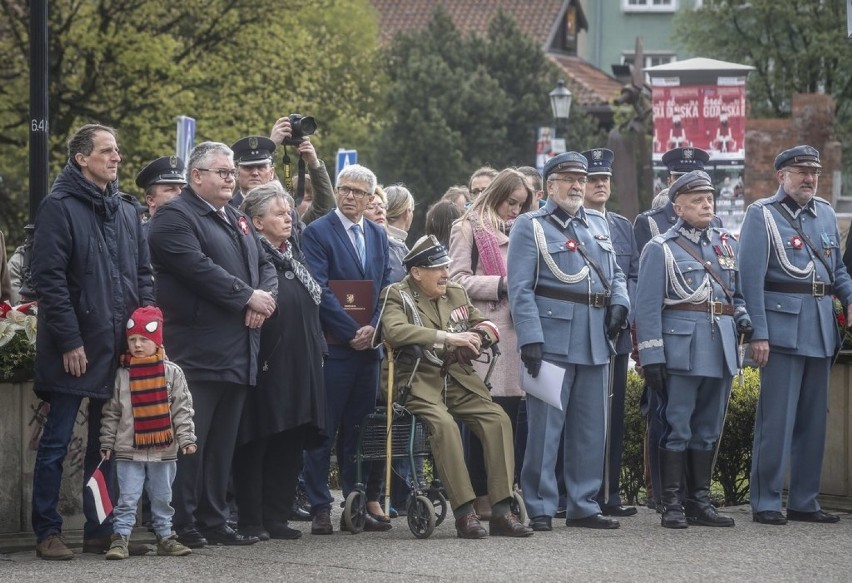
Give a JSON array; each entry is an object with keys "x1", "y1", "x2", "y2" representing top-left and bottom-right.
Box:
[
  {"x1": 31, "y1": 394, "x2": 114, "y2": 541},
  {"x1": 173, "y1": 381, "x2": 247, "y2": 530},
  {"x1": 303, "y1": 351, "x2": 379, "y2": 513},
  {"x1": 233, "y1": 427, "x2": 307, "y2": 527},
  {"x1": 464, "y1": 396, "x2": 522, "y2": 496},
  {"x1": 597, "y1": 353, "x2": 628, "y2": 507}
]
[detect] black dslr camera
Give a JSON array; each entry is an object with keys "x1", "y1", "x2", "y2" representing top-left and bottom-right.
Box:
[{"x1": 284, "y1": 113, "x2": 317, "y2": 146}]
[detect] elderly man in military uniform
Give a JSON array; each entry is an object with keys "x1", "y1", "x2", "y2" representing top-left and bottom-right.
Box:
[
  {"x1": 633, "y1": 146, "x2": 720, "y2": 511},
  {"x1": 581, "y1": 148, "x2": 639, "y2": 518},
  {"x1": 739, "y1": 145, "x2": 852, "y2": 526},
  {"x1": 508, "y1": 152, "x2": 629, "y2": 531},
  {"x1": 635, "y1": 170, "x2": 752, "y2": 529},
  {"x1": 136, "y1": 156, "x2": 186, "y2": 221},
  {"x1": 380, "y1": 235, "x2": 533, "y2": 539}
]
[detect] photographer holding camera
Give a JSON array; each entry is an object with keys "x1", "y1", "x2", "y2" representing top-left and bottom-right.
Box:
[{"x1": 269, "y1": 115, "x2": 335, "y2": 226}]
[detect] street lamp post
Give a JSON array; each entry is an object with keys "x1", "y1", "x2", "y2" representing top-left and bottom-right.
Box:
[{"x1": 549, "y1": 79, "x2": 572, "y2": 154}]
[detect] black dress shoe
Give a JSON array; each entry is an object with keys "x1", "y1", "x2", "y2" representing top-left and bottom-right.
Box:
[
  {"x1": 601, "y1": 505, "x2": 638, "y2": 517},
  {"x1": 202, "y1": 524, "x2": 259, "y2": 545},
  {"x1": 565, "y1": 514, "x2": 620, "y2": 529},
  {"x1": 175, "y1": 527, "x2": 207, "y2": 549},
  {"x1": 752, "y1": 511, "x2": 787, "y2": 525},
  {"x1": 786, "y1": 509, "x2": 840, "y2": 524},
  {"x1": 265, "y1": 521, "x2": 303, "y2": 540},
  {"x1": 290, "y1": 504, "x2": 312, "y2": 522},
  {"x1": 531, "y1": 516, "x2": 552, "y2": 532},
  {"x1": 311, "y1": 509, "x2": 333, "y2": 535},
  {"x1": 238, "y1": 525, "x2": 270, "y2": 541}
]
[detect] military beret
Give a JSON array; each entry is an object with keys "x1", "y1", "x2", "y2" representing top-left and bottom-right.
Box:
[
  {"x1": 669, "y1": 170, "x2": 714, "y2": 201},
  {"x1": 404, "y1": 235, "x2": 451, "y2": 271},
  {"x1": 543, "y1": 151, "x2": 588, "y2": 182},
  {"x1": 231, "y1": 135, "x2": 276, "y2": 166},
  {"x1": 662, "y1": 147, "x2": 710, "y2": 175},
  {"x1": 581, "y1": 148, "x2": 614, "y2": 176},
  {"x1": 774, "y1": 145, "x2": 821, "y2": 171},
  {"x1": 135, "y1": 156, "x2": 186, "y2": 190}
]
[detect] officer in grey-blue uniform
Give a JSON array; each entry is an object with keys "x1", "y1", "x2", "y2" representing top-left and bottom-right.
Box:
[
  {"x1": 635, "y1": 170, "x2": 752, "y2": 529},
  {"x1": 581, "y1": 148, "x2": 640, "y2": 518},
  {"x1": 633, "y1": 147, "x2": 720, "y2": 510},
  {"x1": 739, "y1": 145, "x2": 852, "y2": 526},
  {"x1": 508, "y1": 152, "x2": 630, "y2": 531}
]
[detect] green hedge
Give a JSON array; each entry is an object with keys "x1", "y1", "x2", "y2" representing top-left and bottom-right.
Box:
[{"x1": 620, "y1": 367, "x2": 760, "y2": 507}]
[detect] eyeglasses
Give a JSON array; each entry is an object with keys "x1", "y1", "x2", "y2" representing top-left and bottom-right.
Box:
[
  {"x1": 365, "y1": 203, "x2": 386, "y2": 211},
  {"x1": 787, "y1": 168, "x2": 822, "y2": 177},
  {"x1": 550, "y1": 176, "x2": 588, "y2": 186},
  {"x1": 197, "y1": 168, "x2": 237, "y2": 179},
  {"x1": 337, "y1": 185, "x2": 371, "y2": 199}
]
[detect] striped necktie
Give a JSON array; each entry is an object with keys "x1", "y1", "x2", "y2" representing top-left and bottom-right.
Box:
[{"x1": 351, "y1": 223, "x2": 366, "y2": 269}]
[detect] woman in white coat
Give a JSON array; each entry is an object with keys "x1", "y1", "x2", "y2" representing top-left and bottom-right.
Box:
[{"x1": 448, "y1": 168, "x2": 533, "y2": 519}]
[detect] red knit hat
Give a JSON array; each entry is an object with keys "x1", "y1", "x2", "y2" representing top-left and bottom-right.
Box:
[{"x1": 126, "y1": 306, "x2": 163, "y2": 346}]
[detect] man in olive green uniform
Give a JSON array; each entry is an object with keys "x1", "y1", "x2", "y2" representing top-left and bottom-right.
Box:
[{"x1": 380, "y1": 235, "x2": 533, "y2": 539}]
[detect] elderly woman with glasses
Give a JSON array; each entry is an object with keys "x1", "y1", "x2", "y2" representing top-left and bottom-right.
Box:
[
  {"x1": 232, "y1": 181, "x2": 327, "y2": 541},
  {"x1": 448, "y1": 168, "x2": 533, "y2": 520}
]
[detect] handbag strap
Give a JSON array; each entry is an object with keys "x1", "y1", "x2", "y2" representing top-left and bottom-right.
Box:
[
  {"x1": 770, "y1": 201, "x2": 834, "y2": 284},
  {"x1": 672, "y1": 236, "x2": 734, "y2": 304}
]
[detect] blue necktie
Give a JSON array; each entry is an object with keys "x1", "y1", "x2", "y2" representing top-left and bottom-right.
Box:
[{"x1": 351, "y1": 223, "x2": 366, "y2": 269}]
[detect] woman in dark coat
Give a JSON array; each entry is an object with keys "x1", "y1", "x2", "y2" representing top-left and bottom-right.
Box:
[{"x1": 232, "y1": 181, "x2": 327, "y2": 540}]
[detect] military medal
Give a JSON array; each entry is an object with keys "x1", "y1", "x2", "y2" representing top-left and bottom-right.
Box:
[
  {"x1": 790, "y1": 235, "x2": 803, "y2": 250},
  {"x1": 821, "y1": 233, "x2": 832, "y2": 258},
  {"x1": 565, "y1": 239, "x2": 578, "y2": 251}
]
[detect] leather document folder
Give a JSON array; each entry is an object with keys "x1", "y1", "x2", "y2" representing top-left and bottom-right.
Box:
[{"x1": 327, "y1": 279, "x2": 374, "y2": 343}]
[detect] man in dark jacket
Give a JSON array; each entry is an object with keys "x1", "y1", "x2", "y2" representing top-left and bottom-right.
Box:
[
  {"x1": 30, "y1": 124, "x2": 155, "y2": 560},
  {"x1": 148, "y1": 141, "x2": 277, "y2": 548}
]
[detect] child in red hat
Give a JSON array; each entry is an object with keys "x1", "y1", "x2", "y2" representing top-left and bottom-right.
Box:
[{"x1": 99, "y1": 306, "x2": 197, "y2": 559}]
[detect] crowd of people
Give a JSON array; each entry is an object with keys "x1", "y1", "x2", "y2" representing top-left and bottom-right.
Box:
[{"x1": 4, "y1": 119, "x2": 849, "y2": 561}]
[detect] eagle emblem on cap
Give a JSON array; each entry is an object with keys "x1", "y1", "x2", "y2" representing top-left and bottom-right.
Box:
[
  {"x1": 169, "y1": 155, "x2": 178, "y2": 168},
  {"x1": 249, "y1": 136, "x2": 258, "y2": 149},
  {"x1": 683, "y1": 148, "x2": 694, "y2": 160},
  {"x1": 592, "y1": 149, "x2": 603, "y2": 160}
]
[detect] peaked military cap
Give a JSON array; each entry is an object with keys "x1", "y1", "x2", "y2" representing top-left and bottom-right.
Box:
[
  {"x1": 774, "y1": 145, "x2": 821, "y2": 170},
  {"x1": 669, "y1": 170, "x2": 714, "y2": 201},
  {"x1": 135, "y1": 156, "x2": 186, "y2": 190},
  {"x1": 231, "y1": 135, "x2": 276, "y2": 166},
  {"x1": 662, "y1": 147, "x2": 710, "y2": 175},
  {"x1": 581, "y1": 148, "x2": 614, "y2": 176},
  {"x1": 543, "y1": 151, "x2": 588, "y2": 182},
  {"x1": 404, "y1": 235, "x2": 451, "y2": 271}
]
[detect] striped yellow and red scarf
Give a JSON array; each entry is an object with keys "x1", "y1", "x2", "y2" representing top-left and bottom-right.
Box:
[{"x1": 121, "y1": 348, "x2": 173, "y2": 449}]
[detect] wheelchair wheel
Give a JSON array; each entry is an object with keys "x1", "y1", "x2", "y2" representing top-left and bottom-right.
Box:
[
  {"x1": 510, "y1": 490, "x2": 528, "y2": 525},
  {"x1": 407, "y1": 495, "x2": 436, "y2": 539},
  {"x1": 426, "y1": 485, "x2": 448, "y2": 527},
  {"x1": 343, "y1": 490, "x2": 367, "y2": 534}
]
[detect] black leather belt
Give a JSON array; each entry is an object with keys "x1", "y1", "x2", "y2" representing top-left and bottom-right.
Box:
[
  {"x1": 534, "y1": 286, "x2": 611, "y2": 307},
  {"x1": 764, "y1": 281, "x2": 833, "y2": 297},
  {"x1": 666, "y1": 302, "x2": 734, "y2": 316}
]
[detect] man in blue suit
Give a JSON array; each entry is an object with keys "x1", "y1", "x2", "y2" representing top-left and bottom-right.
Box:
[
  {"x1": 581, "y1": 148, "x2": 639, "y2": 518},
  {"x1": 739, "y1": 145, "x2": 852, "y2": 525},
  {"x1": 508, "y1": 152, "x2": 629, "y2": 531},
  {"x1": 301, "y1": 164, "x2": 392, "y2": 535},
  {"x1": 635, "y1": 170, "x2": 752, "y2": 529}
]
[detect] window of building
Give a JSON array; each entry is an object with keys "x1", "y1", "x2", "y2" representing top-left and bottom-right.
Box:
[
  {"x1": 622, "y1": 53, "x2": 677, "y2": 69},
  {"x1": 623, "y1": 0, "x2": 678, "y2": 12}
]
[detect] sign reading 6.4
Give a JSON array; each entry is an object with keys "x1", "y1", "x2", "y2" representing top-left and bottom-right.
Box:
[{"x1": 31, "y1": 118, "x2": 47, "y2": 132}]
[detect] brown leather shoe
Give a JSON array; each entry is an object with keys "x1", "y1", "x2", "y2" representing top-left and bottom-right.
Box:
[
  {"x1": 489, "y1": 513, "x2": 534, "y2": 537},
  {"x1": 455, "y1": 512, "x2": 488, "y2": 539},
  {"x1": 311, "y1": 509, "x2": 333, "y2": 535},
  {"x1": 36, "y1": 534, "x2": 73, "y2": 561}
]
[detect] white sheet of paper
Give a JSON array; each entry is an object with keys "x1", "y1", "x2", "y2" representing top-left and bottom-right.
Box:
[{"x1": 520, "y1": 360, "x2": 565, "y2": 411}]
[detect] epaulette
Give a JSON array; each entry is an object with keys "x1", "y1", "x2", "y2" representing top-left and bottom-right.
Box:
[
  {"x1": 814, "y1": 196, "x2": 833, "y2": 208},
  {"x1": 585, "y1": 208, "x2": 605, "y2": 219},
  {"x1": 608, "y1": 212, "x2": 632, "y2": 227},
  {"x1": 526, "y1": 206, "x2": 550, "y2": 218}
]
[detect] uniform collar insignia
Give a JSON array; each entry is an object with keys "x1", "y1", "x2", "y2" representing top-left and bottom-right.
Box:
[{"x1": 677, "y1": 223, "x2": 709, "y2": 244}]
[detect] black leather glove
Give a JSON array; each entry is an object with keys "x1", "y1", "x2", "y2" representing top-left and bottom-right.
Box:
[
  {"x1": 736, "y1": 319, "x2": 754, "y2": 342},
  {"x1": 605, "y1": 304, "x2": 629, "y2": 340},
  {"x1": 644, "y1": 363, "x2": 667, "y2": 395},
  {"x1": 521, "y1": 343, "x2": 544, "y2": 378}
]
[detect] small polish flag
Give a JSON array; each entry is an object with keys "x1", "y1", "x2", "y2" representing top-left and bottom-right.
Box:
[{"x1": 86, "y1": 464, "x2": 113, "y2": 524}]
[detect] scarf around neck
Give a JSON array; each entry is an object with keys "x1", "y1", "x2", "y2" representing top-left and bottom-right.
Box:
[
  {"x1": 469, "y1": 214, "x2": 507, "y2": 277},
  {"x1": 121, "y1": 348, "x2": 173, "y2": 449},
  {"x1": 263, "y1": 237, "x2": 322, "y2": 305}
]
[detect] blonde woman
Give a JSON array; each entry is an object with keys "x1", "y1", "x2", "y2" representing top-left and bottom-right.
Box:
[{"x1": 448, "y1": 168, "x2": 533, "y2": 519}]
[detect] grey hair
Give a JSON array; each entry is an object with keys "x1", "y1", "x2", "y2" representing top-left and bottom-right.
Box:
[
  {"x1": 240, "y1": 180, "x2": 295, "y2": 218},
  {"x1": 385, "y1": 184, "x2": 415, "y2": 222},
  {"x1": 187, "y1": 142, "x2": 234, "y2": 174},
  {"x1": 336, "y1": 164, "x2": 377, "y2": 194}
]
